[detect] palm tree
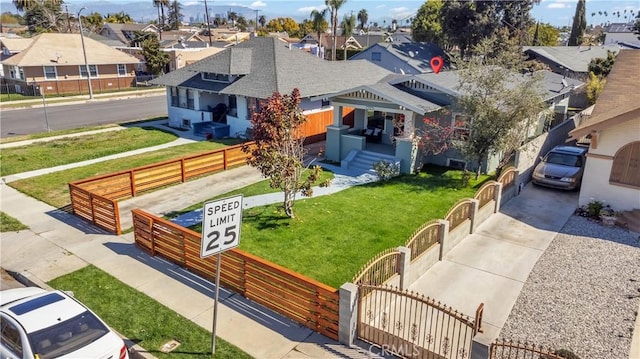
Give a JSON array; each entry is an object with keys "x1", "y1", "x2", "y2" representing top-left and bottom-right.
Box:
[
  {"x1": 341, "y1": 12, "x2": 355, "y2": 60},
  {"x1": 357, "y1": 8, "x2": 367, "y2": 31},
  {"x1": 325, "y1": 0, "x2": 347, "y2": 61},
  {"x1": 153, "y1": 0, "x2": 169, "y2": 38},
  {"x1": 310, "y1": 8, "x2": 328, "y2": 52},
  {"x1": 13, "y1": 0, "x2": 62, "y2": 12},
  {"x1": 228, "y1": 11, "x2": 238, "y2": 26},
  {"x1": 258, "y1": 14, "x2": 266, "y2": 28}
]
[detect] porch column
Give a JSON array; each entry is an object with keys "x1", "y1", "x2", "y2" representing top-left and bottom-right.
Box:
[
  {"x1": 333, "y1": 105, "x2": 344, "y2": 126},
  {"x1": 325, "y1": 125, "x2": 349, "y2": 162},
  {"x1": 395, "y1": 139, "x2": 418, "y2": 174}
]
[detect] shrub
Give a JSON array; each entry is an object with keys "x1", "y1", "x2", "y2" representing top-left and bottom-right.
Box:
[
  {"x1": 373, "y1": 160, "x2": 400, "y2": 181},
  {"x1": 586, "y1": 199, "x2": 604, "y2": 218}
]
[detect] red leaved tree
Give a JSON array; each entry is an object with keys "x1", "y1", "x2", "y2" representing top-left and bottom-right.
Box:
[{"x1": 242, "y1": 88, "x2": 329, "y2": 218}]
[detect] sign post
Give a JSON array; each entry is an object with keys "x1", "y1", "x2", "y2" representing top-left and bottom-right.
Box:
[{"x1": 201, "y1": 195, "x2": 243, "y2": 355}]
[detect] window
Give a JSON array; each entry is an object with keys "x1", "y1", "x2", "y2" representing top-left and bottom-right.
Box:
[
  {"x1": 203, "y1": 72, "x2": 229, "y2": 82},
  {"x1": 228, "y1": 95, "x2": 237, "y2": 116},
  {"x1": 371, "y1": 52, "x2": 382, "y2": 62},
  {"x1": 452, "y1": 113, "x2": 471, "y2": 140},
  {"x1": 79, "y1": 65, "x2": 98, "y2": 78},
  {"x1": 186, "y1": 89, "x2": 194, "y2": 109},
  {"x1": 610, "y1": 141, "x2": 640, "y2": 188},
  {"x1": 44, "y1": 66, "x2": 57, "y2": 80},
  {"x1": 117, "y1": 64, "x2": 127, "y2": 76},
  {"x1": 18, "y1": 67, "x2": 24, "y2": 80},
  {"x1": 1, "y1": 319, "x2": 24, "y2": 357},
  {"x1": 170, "y1": 87, "x2": 178, "y2": 106}
]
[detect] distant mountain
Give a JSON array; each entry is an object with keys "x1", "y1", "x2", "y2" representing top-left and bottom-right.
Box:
[{"x1": 0, "y1": 1, "x2": 259, "y2": 25}]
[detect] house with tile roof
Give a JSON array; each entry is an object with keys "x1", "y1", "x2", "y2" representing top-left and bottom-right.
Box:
[
  {"x1": 568, "y1": 49, "x2": 640, "y2": 215},
  {"x1": 150, "y1": 36, "x2": 393, "y2": 139},
  {"x1": 1, "y1": 33, "x2": 140, "y2": 96}
]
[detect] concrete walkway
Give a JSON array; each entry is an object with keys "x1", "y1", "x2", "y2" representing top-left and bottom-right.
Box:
[{"x1": 408, "y1": 185, "x2": 580, "y2": 347}]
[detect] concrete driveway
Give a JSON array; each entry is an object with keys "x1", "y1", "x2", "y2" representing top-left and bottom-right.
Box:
[{"x1": 408, "y1": 184, "x2": 578, "y2": 345}]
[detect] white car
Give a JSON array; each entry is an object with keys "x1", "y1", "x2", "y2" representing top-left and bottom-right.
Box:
[{"x1": 1, "y1": 287, "x2": 129, "y2": 359}]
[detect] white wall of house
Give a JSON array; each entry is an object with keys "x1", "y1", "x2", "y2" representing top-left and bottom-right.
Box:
[{"x1": 579, "y1": 119, "x2": 640, "y2": 211}]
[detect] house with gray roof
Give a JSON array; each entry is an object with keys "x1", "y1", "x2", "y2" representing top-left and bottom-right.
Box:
[
  {"x1": 150, "y1": 36, "x2": 393, "y2": 137},
  {"x1": 603, "y1": 22, "x2": 640, "y2": 48},
  {"x1": 321, "y1": 69, "x2": 583, "y2": 174},
  {"x1": 523, "y1": 45, "x2": 625, "y2": 79},
  {"x1": 349, "y1": 42, "x2": 447, "y2": 75}
]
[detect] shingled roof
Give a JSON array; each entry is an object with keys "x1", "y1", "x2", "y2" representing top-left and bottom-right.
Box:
[
  {"x1": 1, "y1": 33, "x2": 140, "y2": 66},
  {"x1": 151, "y1": 36, "x2": 393, "y2": 99},
  {"x1": 569, "y1": 50, "x2": 640, "y2": 140}
]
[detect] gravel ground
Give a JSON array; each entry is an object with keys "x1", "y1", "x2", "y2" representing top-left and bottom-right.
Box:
[{"x1": 499, "y1": 215, "x2": 640, "y2": 359}]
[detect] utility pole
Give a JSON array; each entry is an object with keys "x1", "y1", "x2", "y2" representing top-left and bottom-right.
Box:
[
  {"x1": 204, "y1": 0, "x2": 213, "y2": 46},
  {"x1": 254, "y1": 9, "x2": 259, "y2": 33},
  {"x1": 65, "y1": 5, "x2": 71, "y2": 33}
]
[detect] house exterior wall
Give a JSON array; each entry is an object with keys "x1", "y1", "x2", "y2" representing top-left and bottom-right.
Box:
[
  {"x1": 579, "y1": 119, "x2": 640, "y2": 211},
  {"x1": 2, "y1": 63, "x2": 137, "y2": 95}
]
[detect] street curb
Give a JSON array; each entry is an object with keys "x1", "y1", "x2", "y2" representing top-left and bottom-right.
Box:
[{"x1": 5, "y1": 270, "x2": 157, "y2": 359}]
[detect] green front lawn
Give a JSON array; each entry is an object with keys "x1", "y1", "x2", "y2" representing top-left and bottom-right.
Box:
[
  {"x1": 8, "y1": 139, "x2": 244, "y2": 209},
  {"x1": 0, "y1": 127, "x2": 178, "y2": 176},
  {"x1": 0, "y1": 212, "x2": 29, "y2": 232},
  {"x1": 48, "y1": 265, "x2": 251, "y2": 359},
  {"x1": 189, "y1": 167, "x2": 490, "y2": 288}
]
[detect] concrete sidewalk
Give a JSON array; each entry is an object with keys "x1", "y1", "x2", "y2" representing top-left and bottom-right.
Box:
[
  {"x1": 0, "y1": 177, "x2": 377, "y2": 358},
  {"x1": 409, "y1": 184, "x2": 579, "y2": 347},
  {"x1": 1, "y1": 88, "x2": 165, "y2": 111}
]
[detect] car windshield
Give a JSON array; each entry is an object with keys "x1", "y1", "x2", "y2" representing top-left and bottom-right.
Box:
[
  {"x1": 28, "y1": 310, "x2": 109, "y2": 359},
  {"x1": 545, "y1": 152, "x2": 581, "y2": 167}
]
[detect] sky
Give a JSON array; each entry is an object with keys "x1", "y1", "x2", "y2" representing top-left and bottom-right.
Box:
[
  {"x1": 182, "y1": 0, "x2": 640, "y2": 27},
  {"x1": 5, "y1": 0, "x2": 639, "y2": 27}
]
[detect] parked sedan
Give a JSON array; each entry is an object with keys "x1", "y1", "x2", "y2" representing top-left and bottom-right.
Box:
[
  {"x1": 532, "y1": 145, "x2": 587, "y2": 190},
  {"x1": 1, "y1": 287, "x2": 129, "y2": 359}
]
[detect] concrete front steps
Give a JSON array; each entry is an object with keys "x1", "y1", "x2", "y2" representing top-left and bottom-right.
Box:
[
  {"x1": 617, "y1": 208, "x2": 640, "y2": 233},
  {"x1": 341, "y1": 150, "x2": 401, "y2": 173}
]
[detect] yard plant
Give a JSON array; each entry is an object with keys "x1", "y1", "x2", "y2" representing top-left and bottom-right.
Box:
[
  {"x1": 189, "y1": 166, "x2": 490, "y2": 288},
  {"x1": 49, "y1": 265, "x2": 251, "y2": 359},
  {"x1": 0, "y1": 211, "x2": 28, "y2": 232},
  {"x1": 0, "y1": 127, "x2": 178, "y2": 176}
]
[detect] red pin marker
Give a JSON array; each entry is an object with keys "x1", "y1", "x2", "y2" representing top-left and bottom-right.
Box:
[{"x1": 430, "y1": 56, "x2": 444, "y2": 74}]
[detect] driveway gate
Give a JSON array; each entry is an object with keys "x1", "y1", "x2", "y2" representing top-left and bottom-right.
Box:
[{"x1": 358, "y1": 284, "x2": 483, "y2": 358}]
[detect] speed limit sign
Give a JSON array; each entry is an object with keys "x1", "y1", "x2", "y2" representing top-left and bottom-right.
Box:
[{"x1": 201, "y1": 195, "x2": 243, "y2": 258}]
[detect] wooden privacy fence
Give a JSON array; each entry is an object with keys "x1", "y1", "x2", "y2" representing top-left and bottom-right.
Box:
[
  {"x1": 68, "y1": 143, "x2": 253, "y2": 235},
  {"x1": 131, "y1": 209, "x2": 339, "y2": 340},
  {"x1": 490, "y1": 339, "x2": 566, "y2": 358},
  {"x1": 358, "y1": 284, "x2": 484, "y2": 359}
]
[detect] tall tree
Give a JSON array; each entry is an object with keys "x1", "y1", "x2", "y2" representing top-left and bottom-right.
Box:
[
  {"x1": 495, "y1": 0, "x2": 538, "y2": 44},
  {"x1": 167, "y1": 0, "x2": 182, "y2": 30},
  {"x1": 340, "y1": 12, "x2": 356, "y2": 59},
  {"x1": 258, "y1": 14, "x2": 266, "y2": 28},
  {"x1": 357, "y1": 8, "x2": 367, "y2": 31},
  {"x1": 105, "y1": 11, "x2": 133, "y2": 24},
  {"x1": 265, "y1": 17, "x2": 299, "y2": 35},
  {"x1": 527, "y1": 22, "x2": 559, "y2": 46},
  {"x1": 24, "y1": 1, "x2": 64, "y2": 33},
  {"x1": 82, "y1": 12, "x2": 104, "y2": 33},
  {"x1": 141, "y1": 36, "x2": 169, "y2": 75},
  {"x1": 412, "y1": 0, "x2": 445, "y2": 47},
  {"x1": 153, "y1": 0, "x2": 169, "y2": 37},
  {"x1": 310, "y1": 8, "x2": 328, "y2": 46},
  {"x1": 242, "y1": 89, "x2": 329, "y2": 218},
  {"x1": 441, "y1": 0, "x2": 499, "y2": 58},
  {"x1": 568, "y1": 0, "x2": 586, "y2": 46},
  {"x1": 13, "y1": 0, "x2": 62, "y2": 12},
  {"x1": 325, "y1": 0, "x2": 347, "y2": 61}
]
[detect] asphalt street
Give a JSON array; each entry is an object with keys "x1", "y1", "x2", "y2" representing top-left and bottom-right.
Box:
[{"x1": 1, "y1": 95, "x2": 167, "y2": 138}]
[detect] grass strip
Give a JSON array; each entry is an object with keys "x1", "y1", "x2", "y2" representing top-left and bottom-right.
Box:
[
  {"x1": 187, "y1": 166, "x2": 490, "y2": 288},
  {"x1": 48, "y1": 265, "x2": 252, "y2": 359},
  {"x1": 0, "y1": 211, "x2": 29, "y2": 232},
  {"x1": 8, "y1": 139, "x2": 243, "y2": 208},
  {"x1": 1, "y1": 127, "x2": 178, "y2": 176}
]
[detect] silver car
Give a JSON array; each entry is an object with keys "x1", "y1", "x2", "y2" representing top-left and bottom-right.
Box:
[{"x1": 532, "y1": 146, "x2": 587, "y2": 190}]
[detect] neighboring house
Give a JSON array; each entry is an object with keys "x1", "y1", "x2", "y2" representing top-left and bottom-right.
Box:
[
  {"x1": 349, "y1": 42, "x2": 447, "y2": 74},
  {"x1": 99, "y1": 23, "x2": 157, "y2": 46},
  {"x1": 568, "y1": 49, "x2": 640, "y2": 212},
  {"x1": 1, "y1": 33, "x2": 140, "y2": 96},
  {"x1": 0, "y1": 37, "x2": 33, "y2": 59},
  {"x1": 603, "y1": 22, "x2": 640, "y2": 48},
  {"x1": 150, "y1": 36, "x2": 392, "y2": 138},
  {"x1": 322, "y1": 69, "x2": 583, "y2": 174},
  {"x1": 164, "y1": 46, "x2": 225, "y2": 72},
  {"x1": 523, "y1": 45, "x2": 624, "y2": 79}
]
